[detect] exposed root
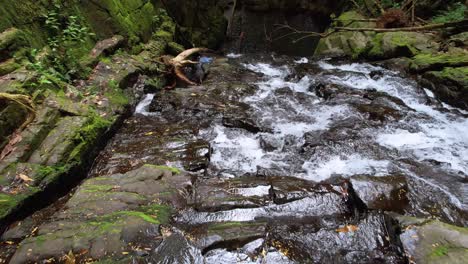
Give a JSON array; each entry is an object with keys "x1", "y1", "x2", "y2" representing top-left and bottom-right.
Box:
[
  {"x1": 0, "y1": 93, "x2": 36, "y2": 130},
  {"x1": 160, "y1": 48, "x2": 210, "y2": 88}
]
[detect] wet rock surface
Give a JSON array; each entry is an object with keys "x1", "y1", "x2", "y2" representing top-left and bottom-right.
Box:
[{"x1": 2, "y1": 55, "x2": 467, "y2": 263}]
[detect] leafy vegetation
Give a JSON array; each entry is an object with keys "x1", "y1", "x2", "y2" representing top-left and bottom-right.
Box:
[
  {"x1": 24, "y1": 0, "x2": 94, "y2": 87},
  {"x1": 432, "y1": 2, "x2": 467, "y2": 23},
  {"x1": 43, "y1": 2, "x2": 94, "y2": 81}
]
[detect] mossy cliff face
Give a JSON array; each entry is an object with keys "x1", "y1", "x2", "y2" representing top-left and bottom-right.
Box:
[{"x1": 0, "y1": 0, "x2": 159, "y2": 48}]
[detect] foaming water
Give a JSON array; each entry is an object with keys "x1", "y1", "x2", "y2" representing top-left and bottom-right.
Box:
[
  {"x1": 318, "y1": 61, "x2": 468, "y2": 174},
  {"x1": 135, "y1": 93, "x2": 157, "y2": 116},
  {"x1": 204, "y1": 57, "x2": 468, "y2": 208}
]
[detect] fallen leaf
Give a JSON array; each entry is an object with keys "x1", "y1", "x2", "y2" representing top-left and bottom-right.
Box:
[
  {"x1": 64, "y1": 250, "x2": 76, "y2": 264},
  {"x1": 336, "y1": 225, "x2": 359, "y2": 233},
  {"x1": 0, "y1": 132, "x2": 22, "y2": 160},
  {"x1": 122, "y1": 252, "x2": 130, "y2": 255},
  {"x1": 18, "y1": 174, "x2": 34, "y2": 182},
  {"x1": 145, "y1": 132, "x2": 154, "y2": 136}
]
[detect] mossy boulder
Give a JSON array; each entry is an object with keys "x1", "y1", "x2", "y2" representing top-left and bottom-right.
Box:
[
  {"x1": 9, "y1": 165, "x2": 187, "y2": 263},
  {"x1": 410, "y1": 51, "x2": 468, "y2": 72},
  {"x1": 315, "y1": 11, "x2": 376, "y2": 58},
  {"x1": 421, "y1": 67, "x2": 468, "y2": 109},
  {"x1": 400, "y1": 219, "x2": 468, "y2": 264},
  {"x1": 0, "y1": 58, "x2": 20, "y2": 76},
  {"x1": 0, "y1": 100, "x2": 28, "y2": 149},
  {"x1": 361, "y1": 32, "x2": 436, "y2": 60},
  {"x1": 0, "y1": 28, "x2": 29, "y2": 63}
]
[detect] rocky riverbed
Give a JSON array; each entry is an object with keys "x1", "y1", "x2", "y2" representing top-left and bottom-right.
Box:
[{"x1": 1, "y1": 53, "x2": 466, "y2": 263}]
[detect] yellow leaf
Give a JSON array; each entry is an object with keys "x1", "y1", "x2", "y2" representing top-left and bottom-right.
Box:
[
  {"x1": 64, "y1": 250, "x2": 76, "y2": 264},
  {"x1": 336, "y1": 225, "x2": 359, "y2": 233},
  {"x1": 122, "y1": 252, "x2": 130, "y2": 255},
  {"x1": 18, "y1": 174, "x2": 33, "y2": 182},
  {"x1": 145, "y1": 132, "x2": 154, "y2": 136}
]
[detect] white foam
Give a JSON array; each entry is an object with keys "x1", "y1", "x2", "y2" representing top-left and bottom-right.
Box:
[
  {"x1": 318, "y1": 61, "x2": 385, "y2": 74},
  {"x1": 209, "y1": 125, "x2": 267, "y2": 175},
  {"x1": 135, "y1": 93, "x2": 157, "y2": 116},
  {"x1": 320, "y1": 61, "x2": 468, "y2": 175},
  {"x1": 302, "y1": 155, "x2": 390, "y2": 182},
  {"x1": 226, "y1": 53, "x2": 243, "y2": 58},
  {"x1": 294, "y1": 57, "x2": 309, "y2": 64},
  {"x1": 232, "y1": 185, "x2": 271, "y2": 197},
  {"x1": 242, "y1": 63, "x2": 290, "y2": 77}
]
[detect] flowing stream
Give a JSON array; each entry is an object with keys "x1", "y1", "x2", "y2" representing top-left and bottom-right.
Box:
[
  {"x1": 5, "y1": 54, "x2": 467, "y2": 263},
  {"x1": 132, "y1": 54, "x2": 468, "y2": 262}
]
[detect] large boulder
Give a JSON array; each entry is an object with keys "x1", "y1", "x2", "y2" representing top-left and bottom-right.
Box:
[
  {"x1": 315, "y1": 11, "x2": 376, "y2": 58},
  {"x1": 421, "y1": 67, "x2": 468, "y2": 110},
  {"x1": 363, "y1": 32, "x2": 437, "y2": 60},
  {"x1": 9, "y1": 165, "x2": 188, "y2": 263},
  {"x1": 410, "y1": 50, "x2": 468, "y2": 72}
]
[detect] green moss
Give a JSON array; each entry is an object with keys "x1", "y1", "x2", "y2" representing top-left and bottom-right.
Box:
[
  {"x1": 0, "y1": 59, "x2": 20, "y2": 75},
  {"x1": 167, "y1": 42, "x2": 184, "y2": 55},
  {"x1": 36, "y1": 164, "x2": 70, "y2": 184},
  {"x1": 367, "y1": 33, "x2": 385, "y2": 58},
  {"x1": 140, "y1": 204, "x2": 172, "y2": 224},
  {"x1": 430, "y1": 67, "x2": 468, "y2": 88},
  {"x1": 411, "y1": 53, "x2": 468, "y2": 72},
  {"x1": 100, "y1": 57, "x2": 112, "y2": 65},
  {"x1": 105, "y1": 79, "x2": 129, "y2": 107},
  {"x1": 83, "y1": 184, "x2": 116, "y2": 193},
  {"x1": 0, "y1": 186, "x2": 41, "y2": 218},
  {"x1": 68, "y1": 114, "x2": 112, "y2": 163},
  {"x1": 429, "y1": 245, "x2": 449, "y2": 258}
]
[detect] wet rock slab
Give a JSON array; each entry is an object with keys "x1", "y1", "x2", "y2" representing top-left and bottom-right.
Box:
[
  {"x1": 8, "y1": 165, "x2": 189, "y2": 263},
  {"x1": 270, "y1": 212, "x2": 406, "y2": 263}
]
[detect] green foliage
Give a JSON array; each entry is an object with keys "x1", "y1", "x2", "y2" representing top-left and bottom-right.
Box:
[
  {"x1": 25, "y1": 49, "x2": 63, "y2": 90},
  {"x1": 429, "y1": 245, "x2": 449, "y2": 257},
  {"x1": 43, "y1": 3, "x2": 94, "y2": 81},
  {"x1": 432, "y1": 2, "x2": 467, "y2": 23}
]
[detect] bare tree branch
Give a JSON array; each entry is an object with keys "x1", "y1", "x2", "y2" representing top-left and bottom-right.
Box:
[{"x1": 275, "y1": 19, "x2": 467, "y2": 42}]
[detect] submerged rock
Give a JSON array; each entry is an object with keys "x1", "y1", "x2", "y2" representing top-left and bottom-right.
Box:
[{"x1": 270, "y1": 212, "x2": 406, "y2": 263}]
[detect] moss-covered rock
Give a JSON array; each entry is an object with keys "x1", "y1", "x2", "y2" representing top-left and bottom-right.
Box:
[
  {"x1": 364, "y1": 32, "x2": 436, "y2": 60},
  {"x1": 0, "y1": 58, "x2": 20, "y2": 76},
  {"x1": 400, "y1": 219, "x2": 468, "y2": 264},
  {"x1": 421, "y1": 67, "x2": 468, "y2": 109},
  {"x1": 0, "y1": 100, "x2": 28, "y2": 149},
  {"x1": 9, "y1": 165, "x2": 187, "y2": 263},
  {"x1": 315, "y1": 11, "x2": 376, "y2": 58},
  {"x1": 410, "y1": 51, "x2": 468, "y2": 72}
]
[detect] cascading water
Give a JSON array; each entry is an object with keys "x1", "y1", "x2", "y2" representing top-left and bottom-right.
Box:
[
  {"x1": 10, "y1": 53, "x2": 466, "y2": 264},
  {"x1": 202, "y1": 58, "x2": 467, "y2": 196}
]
